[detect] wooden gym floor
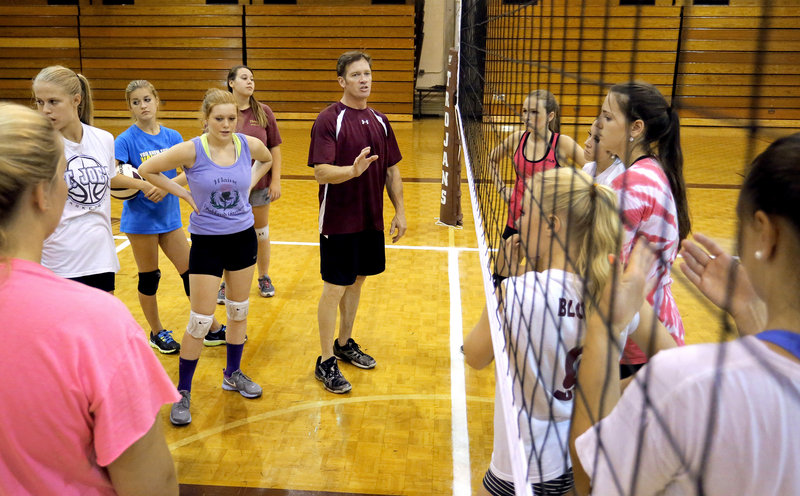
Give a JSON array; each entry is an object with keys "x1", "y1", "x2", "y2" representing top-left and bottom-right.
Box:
[{"x1": 97, "y1": 116, "x2": 788, "y2": 495}]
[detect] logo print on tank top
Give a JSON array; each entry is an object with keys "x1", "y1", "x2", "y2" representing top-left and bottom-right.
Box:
[
  {"x1": 210, "y1": 184, "x2": 241, "y2": 211},
  {"x1": 64, "y1": 155, "x2": 109, "y2": 210}
]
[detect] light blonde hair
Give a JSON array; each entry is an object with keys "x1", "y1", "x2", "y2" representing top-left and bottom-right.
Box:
[
  {"x1": 0, "y1": 103, "x2": 62, "y2": 253},
  {"x1": 201, "y1": 88, "x2": 237, "y2": 120},
  {"x1": 125, "y1": 79, "x2": 160, "y2": 113},
  {"x1": 530, "y1": 167, "x2": 621, "y2": 301},
  {"x1": 33, "y1": 65, "x2": 94, "y2": 125}
]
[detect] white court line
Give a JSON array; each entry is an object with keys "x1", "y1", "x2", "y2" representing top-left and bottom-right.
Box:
[
  {"x1": 449, "y1": 244, "x2": 472, "y2": 495},
  {"x1": 115, "y1": 239, "x2": 130, "y2": 253},
  {"x1": 112, "y1": 239, "x2": 480, "y2": 253}
]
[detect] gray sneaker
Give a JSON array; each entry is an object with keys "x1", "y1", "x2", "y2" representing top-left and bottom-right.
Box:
[
  {"x1": 258, "y1": 275, "x2": 275, "y2": 297},
  {"x1": 216, "y1": 282, "x2": 225, "y2": 305},
  {"x1": 170, "y1": 390, "x2": 191, "y2": 426},
  {"x1": 222, "y1": 369, "x2": 262, "y2": 398},
  {"x1": 333, "y1": 338, "x2": 376, "y2": 369}
]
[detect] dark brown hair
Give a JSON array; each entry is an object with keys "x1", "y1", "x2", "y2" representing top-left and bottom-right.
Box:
[
  {"x1": 337, "y1": 51, "x2": 372, "y2": 78},
  {"x1": 227, "y1": 65, "x2": 269, "y2": 129},
  {"x1": 610, "y1": 81, "x2": 690, "y2": 242},
  {"x1": 738, "y1": 132, "x2": 800, "y2": 237}
]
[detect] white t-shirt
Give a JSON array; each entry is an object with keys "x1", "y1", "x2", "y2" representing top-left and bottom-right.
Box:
[
  {"x1": 42, "y1": 123, "x2": 119, "y2": 278},
  {"x1": 491, "y1": 269, "x2": 631, "y2": 483},
  {"x1": 575, "y1": 336, "x2": 800, "y2": 496},
  {"x1": 582, "y1": 157, "x2": 626, "y2": 186}
]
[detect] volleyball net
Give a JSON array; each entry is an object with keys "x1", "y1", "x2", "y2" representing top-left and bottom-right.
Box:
[{"x1": 455, "y1": 0, "x2": 792, "y2": 494}]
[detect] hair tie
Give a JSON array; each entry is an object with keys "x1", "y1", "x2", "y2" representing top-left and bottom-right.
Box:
[{"x1": 590, "y1": 182, "x2": 598, "y2": 200}]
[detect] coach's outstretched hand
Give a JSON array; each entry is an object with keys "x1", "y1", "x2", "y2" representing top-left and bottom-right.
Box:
[{"x1": 352, "y1": 147, "x2": 378, "y2": 178}]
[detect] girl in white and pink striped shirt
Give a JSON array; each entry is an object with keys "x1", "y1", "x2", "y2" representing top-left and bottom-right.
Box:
[{"x1": 597, "y1": 81, "x2": 691, "y2": 378}]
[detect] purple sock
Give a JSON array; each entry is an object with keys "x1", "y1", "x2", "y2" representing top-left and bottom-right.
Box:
[
  {"x1": 224, "y1": 343, "x2": 245, "y2": 377},
  {"x1": 177, "y1": 358, "x2": 199, "y2": 392}
]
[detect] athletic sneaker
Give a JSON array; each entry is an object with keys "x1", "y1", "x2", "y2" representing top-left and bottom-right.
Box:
[
  {"x1": 315, "y1": 356, "x2": 352, "y2": 394},
  {"x1": 150, "y1": 329, "x2": 180, "y2": 354},
  {"x1": 203, "y1": 325, "x2": 227, "y2": 346},
  {"x1": 216, "y1": 282, "x2": 225, "y2": 305},
  {"x1": 170, "y1": 390, "x2": 191, "y2": 426},
  {"x1": 258, "y1": 275, "x2": 275, "y2": 298},
  {"x1": 333, "y1": 338, "x2": 376, "y2": 369},
  {"x1": 222, "y1": 369, "x2": 262, "y2": 398}
]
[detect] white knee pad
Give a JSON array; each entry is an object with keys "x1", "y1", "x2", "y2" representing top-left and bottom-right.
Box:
[
  {"x1": 255, "y1": 225, "x2": 269, "y2": 241},
  {"x1": 186, "y1": 311, "x2": 214, "y2": 339},
  {"x1": 225, "y1": 297, "x2": 249, "y2": 322}
]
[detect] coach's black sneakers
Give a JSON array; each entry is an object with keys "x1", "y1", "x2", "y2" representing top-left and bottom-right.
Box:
[
  {"x1": 315, "y1": 356, "x2": 352, "y2": 394},
  {"x1": 150, "y1": 329, "x2": 180, "y2": 354},
  {"x1": 333, "y1": 338, "x2": 376, "y2": 369}
]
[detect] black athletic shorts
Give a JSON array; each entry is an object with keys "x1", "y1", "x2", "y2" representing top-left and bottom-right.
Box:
[
  {"x1": 69, "y1": 272, "x2": 115, "y2": 292},
  {"x1": 620, "y1": 362, "x2": 645, "y2": 379},
  {"x1": 320, "y1": 229, "x2": 385, "y2": 286},
  {"x1": 189, "y1": 226, "x2": 257, "y2": 277}
]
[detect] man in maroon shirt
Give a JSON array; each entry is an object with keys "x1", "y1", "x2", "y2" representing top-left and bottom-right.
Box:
[{"x1": 307, "y1": 51, "x2": 407, "y2": 393}]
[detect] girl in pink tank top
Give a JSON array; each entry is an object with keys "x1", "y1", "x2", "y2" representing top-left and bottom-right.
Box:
[{"x1": 488, "y1": 90, "x2": 586, "y2": 237}]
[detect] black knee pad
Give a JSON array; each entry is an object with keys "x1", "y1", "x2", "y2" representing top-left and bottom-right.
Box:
[
  {"x1": 180, "y1": 270, "x2": 190, "y2": 297},
  {"x1": 138, "y1": 269, "x2": 161, "y2": 296}
]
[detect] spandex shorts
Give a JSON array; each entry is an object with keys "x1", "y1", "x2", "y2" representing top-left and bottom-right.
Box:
[
  {"x1": 189, "y1": 227, "x2": 257, "y2": 277},
  {"x1": 320, "y1": 229, "x2": 385, "y2": 286},
  {"x1": 483, "y1": 467, "x2": 574, "y2": 496},
  {"x1": 69, "y1": 272, "x2": 116, "y2": 292}
]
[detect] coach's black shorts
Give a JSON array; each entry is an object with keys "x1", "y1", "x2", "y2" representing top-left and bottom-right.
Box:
[
  {"x1": 189, "y1": 227, "x2": 257, "y2": 277},
  {"x1": 320, "y1": 230, "x2": 385, "y2": 286},
  {"x1": 70, "y1": 272, "x2": 115, "y2": 292}
]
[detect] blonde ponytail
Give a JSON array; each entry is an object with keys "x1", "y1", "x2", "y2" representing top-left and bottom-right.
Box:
[
  {"x1": 76, "y1": 73, "x2": 93, "y2": 125},
  {"x1": 33, "y1": 66, "x2": 94, "y2": 125},
  {"x1": 532, "y1": 168, "x2": 621, "y2": 302},
  {"x1": 0, "y1": 103, "x2": 62, "y2": 253}
]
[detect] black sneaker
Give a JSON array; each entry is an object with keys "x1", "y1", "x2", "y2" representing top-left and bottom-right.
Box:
[
  {"x1": 150, "y1": 329, "x2": 180, "y2": 354},
  {"x1": 333, "y1": 338, "x2": 376, "y2": 369},
  {"x1": 203, "y1": 325, "x2": 227, "y2": 346},
  {"x1": 315, "y1": 356, "x2": 352, "y2": 394}
]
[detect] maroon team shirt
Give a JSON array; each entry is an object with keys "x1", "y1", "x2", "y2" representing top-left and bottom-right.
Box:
[
  {"x1": 308, "y1": 101, "x2": 402, "y2": 235},
  {"x1": 238, "y1": 103, "x2": 282, "y2": 190}
]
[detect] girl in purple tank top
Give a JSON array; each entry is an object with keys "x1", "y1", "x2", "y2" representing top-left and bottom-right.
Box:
[{"x1": 139, "y1": 88, "x2": 273, "y2": 427}]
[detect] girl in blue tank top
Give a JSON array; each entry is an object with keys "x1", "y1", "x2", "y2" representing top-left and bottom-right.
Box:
[
  {"x1": 114, "y1": 79, "x2": 229, "y2": 355},
  {"x1": 139, "y1": 89, "x2": 273, "y2": 427}
]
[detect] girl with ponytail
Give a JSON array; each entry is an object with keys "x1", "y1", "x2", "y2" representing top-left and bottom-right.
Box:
[
  {"x1": 597, "y1": 81, "x2": 690, "y2": 377},
  {"x1": 32, "y1": 65, "x2": 145, "y2": 293},
  {"x1": 463, "y1": 167, "x2": 674, "y2": 496},
  {"x1": 219, "y1": 65, "x2": 283, "y2": 301}
]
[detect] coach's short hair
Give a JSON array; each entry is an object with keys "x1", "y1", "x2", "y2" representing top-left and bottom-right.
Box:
[{"x1": 337, "y1": 51, "x2": 372, "y2": 78}]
